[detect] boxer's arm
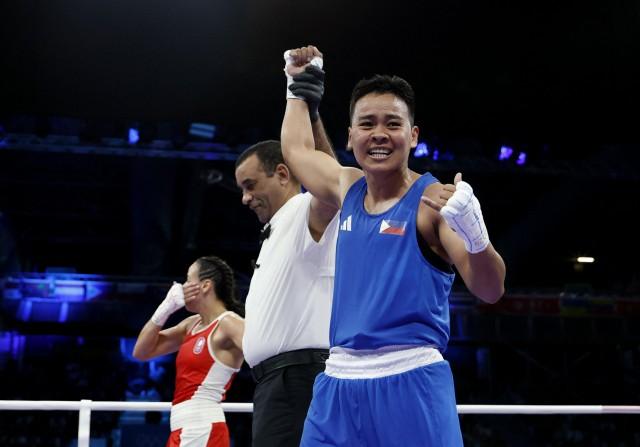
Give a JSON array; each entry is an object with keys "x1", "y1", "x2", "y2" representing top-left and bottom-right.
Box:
[
  {"x1": 133, "y1": 314, "x2": 197, "y2": 361},
  {"x1": 289, "y1": 60, "x2": 340, "y2": 236},
  {"x1": 281, "y1": 46, "x2": 362, "y2": 209},
  {"x1": 422, "y1": 174, "x2": 506, "y2": 303},
  {"x1": 288, "y1": 63, "x2": 336, "y2": 160},
  {"x1": 133, "y1": 282, "x2": 193, "y2": 360}
]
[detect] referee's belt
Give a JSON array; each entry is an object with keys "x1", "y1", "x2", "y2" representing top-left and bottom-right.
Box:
[{"x1": 251, "y1": 348, "x2": 329, "y2": 383}]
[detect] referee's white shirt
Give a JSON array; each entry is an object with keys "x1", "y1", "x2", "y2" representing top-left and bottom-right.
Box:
[{"x1": 242, "y1": 192, "x2": 339, "y2": 368}]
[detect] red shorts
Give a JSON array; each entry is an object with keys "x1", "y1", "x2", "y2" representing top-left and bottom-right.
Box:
[{"x1": 166, "y1": 422, "x2": 230, "y2": 447}]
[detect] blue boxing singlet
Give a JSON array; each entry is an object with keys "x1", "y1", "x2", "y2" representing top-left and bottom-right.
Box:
[{"x1": 330, "y1": 173, "x2": 455, "y2": 351}]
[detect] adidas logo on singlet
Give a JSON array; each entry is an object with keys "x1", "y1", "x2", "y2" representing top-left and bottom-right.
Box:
[{"x1": 340, "y1": 215, "x2": 352, "y2": 231}]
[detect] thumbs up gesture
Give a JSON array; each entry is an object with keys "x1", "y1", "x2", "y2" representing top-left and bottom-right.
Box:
[{"x1": 422, "y1": 173, "x2": 490, "y2": 254}]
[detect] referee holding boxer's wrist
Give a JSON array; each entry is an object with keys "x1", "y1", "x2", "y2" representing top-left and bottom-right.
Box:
[{"x1": 234, "y1": 45, "x2": 340, "y2": 447}]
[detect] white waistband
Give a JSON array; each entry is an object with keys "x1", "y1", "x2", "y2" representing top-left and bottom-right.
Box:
[
  {"x1": 170, "y1": 399, "x2": 225, "y2": 431},
  {"x1": 325, "y1": 345, "x2": 443, "y2": 379}
]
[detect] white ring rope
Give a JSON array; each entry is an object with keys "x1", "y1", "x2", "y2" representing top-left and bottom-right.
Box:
[
  {"x1": 456, "y1": 405, "x2": 640, "y2": 415},
  {"x1": 0, "y1": 400, "x2": 251, "y2": 413},
  {"x1": 2, "y1": 400, "x2": 637, "y2": 447},
  {"x1": 1, "y1": 400, "x2": 638, "y2": 414}
]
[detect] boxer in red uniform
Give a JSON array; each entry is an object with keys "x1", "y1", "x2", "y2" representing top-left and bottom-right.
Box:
[{"x1": 134, "y1": 256, "x2": 244, "y2": 447}]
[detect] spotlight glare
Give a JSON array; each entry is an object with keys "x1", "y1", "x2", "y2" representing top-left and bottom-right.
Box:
[
  {"x1": 128, "y1": 128, "x2": 139, "y2": 145},
  {"x1": 413, "y1": 142, "x2": 429, "y2": 158},
  {"x1": 499, "y1": 146, "x2": 513, "y2": 160},
  {"x1": 516, "y1": 152, "x2": 527, "y2": 165}
]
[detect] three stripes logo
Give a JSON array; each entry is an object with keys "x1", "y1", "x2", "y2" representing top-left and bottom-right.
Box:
[{"x1": 340, "y1": 215, "x2": 352, "y2": 232}]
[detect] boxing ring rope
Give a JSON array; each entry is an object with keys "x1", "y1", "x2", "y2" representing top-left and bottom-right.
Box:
[{"x1": 1, "y1": 401, "x2": 639, "y2": 447}]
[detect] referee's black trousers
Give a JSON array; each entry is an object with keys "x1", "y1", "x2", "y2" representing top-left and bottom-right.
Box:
[{"x1": 252, "y1": 361, "x2": 326, "y2": 447}]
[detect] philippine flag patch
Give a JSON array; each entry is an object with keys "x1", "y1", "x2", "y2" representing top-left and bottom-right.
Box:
[
  {"x1": 193, "y1": 336, "x2": 206, "y2": 354},
  {"x1": 379, "y1": 219, "x2": 407, "y2": 236}
]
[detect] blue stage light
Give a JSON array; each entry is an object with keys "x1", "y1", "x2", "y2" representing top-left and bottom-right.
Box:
[
  {"x1": 189, "y1": 122, "x2": 216, "y2": 140},
  {"x1": 413, "y1": 142, "x2": 429, "y2": 158},
  {"x1": 499, "y1": 145, "x2": 513, "y2": 160},
  {"x1": 516, "y1": 152, "x2": 527, "y2": 165},
  {"x1": 128, "y1": 128, "x2": 140, "y2": 145}
]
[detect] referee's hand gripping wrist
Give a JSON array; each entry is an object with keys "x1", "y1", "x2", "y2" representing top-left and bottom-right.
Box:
[
  {"x1": 284, "y1": 46, "x2": 323, "y2": 104},
  {"x1": 289, "y1": 65, "x2": 325, "y2": 122}
]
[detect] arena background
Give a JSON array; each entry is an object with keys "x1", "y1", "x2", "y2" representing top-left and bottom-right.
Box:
[{"x1": 1, "y1": 0, "x2": 639, "y2": 445}]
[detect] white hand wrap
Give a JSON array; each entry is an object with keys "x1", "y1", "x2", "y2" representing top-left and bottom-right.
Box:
[
  {"x1": 151, "y1": 282, "x2": 185, "y2": 327},
  {"x1": 440, "y1": 181, "x2": 490, "y2": 254},
  {"x1": 283, "y1": 50, "x2": 323, "y2": 100}
]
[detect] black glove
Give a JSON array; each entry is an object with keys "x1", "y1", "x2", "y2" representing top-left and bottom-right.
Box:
[{"x1": 289, "y1": 65, "x2": 325, "y2": 122}]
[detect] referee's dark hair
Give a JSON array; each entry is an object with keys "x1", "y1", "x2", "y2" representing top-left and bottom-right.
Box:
[{"x1": 235, "y1": 140, "x2": 284, "y2": 177}]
